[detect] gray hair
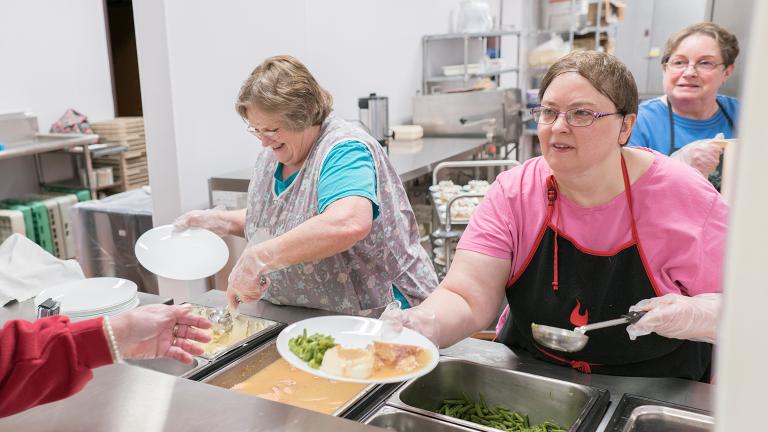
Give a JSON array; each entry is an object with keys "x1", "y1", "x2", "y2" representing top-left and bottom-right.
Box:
[
  {"x1": 235, "y1": 55, "x2": 333, "y2": 130},
  {"x1": 662, "y1": 22, "x2": 740, "y2": 66}
]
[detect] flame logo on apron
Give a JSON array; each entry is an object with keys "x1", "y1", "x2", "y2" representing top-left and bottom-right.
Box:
[{"x1": 570, "y1": 298, "x2": 589, "y2": 327}]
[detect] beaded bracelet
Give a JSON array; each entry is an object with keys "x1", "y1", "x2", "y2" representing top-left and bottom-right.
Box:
[{"x1": 102, "y1": 316, "x2": 123, "y2": 363}]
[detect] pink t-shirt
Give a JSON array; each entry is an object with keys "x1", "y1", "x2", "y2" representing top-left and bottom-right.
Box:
[{"x1": 458, "y1": 153, "x2": 728, "y2": 297}]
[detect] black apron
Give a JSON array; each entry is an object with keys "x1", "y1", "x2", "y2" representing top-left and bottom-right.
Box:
[
  {"x1": 497, "y1": 155, "x2": 712, "y2": 381},
  {"x1": 667, "y1": 99, "x2": 735, "y2": 191}
]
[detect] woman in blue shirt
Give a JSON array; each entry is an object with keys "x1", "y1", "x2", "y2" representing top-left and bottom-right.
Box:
[{"x1": 629, "y1": 22, "x2": 739, "y2": 187}]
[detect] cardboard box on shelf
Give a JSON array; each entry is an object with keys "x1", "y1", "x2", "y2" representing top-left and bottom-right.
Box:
[
  {"x1": 586, "y1": 0, "x2": 626, "y2": 27},
  {"x1": 572, "y1": 33, "x2": 616, "y2": 54}
]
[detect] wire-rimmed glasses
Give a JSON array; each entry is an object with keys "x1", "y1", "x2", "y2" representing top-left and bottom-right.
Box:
[
  {"x1": 664, "y1": 58, "x2": 725, "y2": 73},
  {"x1": 530, "y1": 106, "x2": 623, "y2": 127}
]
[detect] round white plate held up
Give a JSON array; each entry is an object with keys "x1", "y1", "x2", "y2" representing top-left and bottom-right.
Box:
[{"x1": 135, "y1": 224, "x2": 229, "y2": 280}]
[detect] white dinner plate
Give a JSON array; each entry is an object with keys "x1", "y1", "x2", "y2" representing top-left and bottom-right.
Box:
[
  {"x1": 34, "y1": 277, "x2": 138, "y2": 315},
  {"x1": 67, "y1": 297, "x2": 140, "y2": 321},
  {"x1": 276, "y1": 315, "x2": 439, "y2": 384},
  {"x1": 134, "y1": 224, "x2": 229, "y2": 280}
]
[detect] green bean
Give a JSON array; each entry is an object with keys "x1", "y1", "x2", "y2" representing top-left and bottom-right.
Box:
[
  {"x1": 287, "y1": 329, "x2": 336, "y2": 369},
  {"x1": 435, "y1": 393, "x2": 566, "y2": 432}
]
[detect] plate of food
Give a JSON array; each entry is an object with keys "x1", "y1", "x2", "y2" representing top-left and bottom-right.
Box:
[{"x1": 276, "y1": 315, "x2": 439, "y2": 384}]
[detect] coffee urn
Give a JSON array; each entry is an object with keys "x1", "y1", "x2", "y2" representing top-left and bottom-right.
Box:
[{"x1": 358, "y1": 93, "x2": 390, "y2": 152}]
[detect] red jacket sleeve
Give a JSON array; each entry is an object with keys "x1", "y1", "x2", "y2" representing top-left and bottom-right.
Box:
[{"x1": 0, "y1": 316, "x2": 114, "y2": 418}]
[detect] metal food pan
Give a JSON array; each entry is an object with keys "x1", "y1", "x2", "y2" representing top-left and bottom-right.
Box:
[
  {"x1": 185, "y1": 303, "x2": 282, "y2": 361},
  {"x1": 125, "y1": 356, "x2": 209, "y2": 378},
  {"x1": 365, "y1": 405, "x2": 478, "y2": 432},
  {"x1": 201, "y1": 339, "x2": 377, "y2": 417},
  {"x1": 619, "y1": 406, "x2": 714, "y2": 432},
  {"x1": 605, "y1": 394, "x2": 713, "y2": 432},
  {"x1": 388, "y1": 358, "x2": 609, "y2": 432}
]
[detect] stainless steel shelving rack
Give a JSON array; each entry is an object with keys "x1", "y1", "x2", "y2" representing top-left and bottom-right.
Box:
[
  {"x1": 422, "y1": 29, "x2": 521, "y2": 95},
  {"x1": 429, "y1": 159, "x2": 520, "y2": 276}
]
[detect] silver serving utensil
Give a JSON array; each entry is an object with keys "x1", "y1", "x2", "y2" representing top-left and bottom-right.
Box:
[
  {"x1": 531, "y1": 311, "x2": 646, "y2": 353},
  {"x1": 208, "y1": 293, "x2": 246, "y2": 334}
]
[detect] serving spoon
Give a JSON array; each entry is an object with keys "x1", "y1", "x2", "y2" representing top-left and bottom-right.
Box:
[
  {"x1": 208, "y1": 274, "x2": 269, "y2": 333},
  {"x1": 531, "y1": 311, "x2": 646, "y2": 352}
]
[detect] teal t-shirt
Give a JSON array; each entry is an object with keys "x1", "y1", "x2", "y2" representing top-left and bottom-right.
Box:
[
  {"x1": 273, "y1": 140, "x2": 409, "y2": 307},
  {"x1": 273, "y1": 140, "x2": 379, "y2": 219}
]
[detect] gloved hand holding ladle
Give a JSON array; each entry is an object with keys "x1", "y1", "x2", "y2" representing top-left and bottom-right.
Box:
[{"x1": 531, "y1": 310, "x2": 646, "y2": 352}]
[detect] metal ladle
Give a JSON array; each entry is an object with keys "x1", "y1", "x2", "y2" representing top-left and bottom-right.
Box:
[
  {"x1": 531, "y1": 311, "x2": 646, "y2": 352},
  {"x1": 208, "y1": 275, "x2": 268, "y2": 333},
  {"x1": 208, "y1": 294, "x2": 247, "y2": 334}
]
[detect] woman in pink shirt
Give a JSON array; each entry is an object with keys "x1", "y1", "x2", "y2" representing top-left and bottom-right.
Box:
[{"x1": 383, "y1": 51, "x2": 725, "y2": 381}]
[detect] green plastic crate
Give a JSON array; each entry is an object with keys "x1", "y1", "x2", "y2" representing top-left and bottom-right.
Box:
[
  {"x1": 43, "y1": 186, "x2": 92, "y2": 202},
  {"x1": 0, "y1": 201, "x2": 34, "y2": 240},
  {"x1": 0, "y1": 199, "x2": 54, "y2": 255}
]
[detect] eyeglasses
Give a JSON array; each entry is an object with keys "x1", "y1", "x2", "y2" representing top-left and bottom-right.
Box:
[
  {"x1": 246, "y1": 125, "x2": 280, "y2": 140},
  {"x1": 664, "y1": 59, "x2": 725, "y2": 72},
  {"x1": 530, "y1": 106, "x2": 623, "y2": 127}
]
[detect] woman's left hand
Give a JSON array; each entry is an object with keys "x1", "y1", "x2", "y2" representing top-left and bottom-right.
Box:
[
  {"x1": 626, "y1": 293, "x2": 722, "y2": 344},
  {"x1": 671, "y1": 140, "x2": 724, "y2": 177}
]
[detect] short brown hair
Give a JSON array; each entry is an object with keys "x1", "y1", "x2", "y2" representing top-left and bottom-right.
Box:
[
  {"x1": 236, "y1": 55, "x2": 333, "y2": 130},
  {"x1": 539, "y1": 51, "x2": 638, "y2": 115},
  {"x1": 662, "y1": 22, "x2": 740, "y2": 66}
]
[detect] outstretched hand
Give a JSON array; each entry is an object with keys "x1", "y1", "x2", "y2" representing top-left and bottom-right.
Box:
[{"x1": 109, "y1": 304, "x2": 213, "y2": 364}]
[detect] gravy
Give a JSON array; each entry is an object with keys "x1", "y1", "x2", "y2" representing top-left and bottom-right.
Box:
[
  {"x1": 370, "y1": 348, "x2": 432, "y2": 380},
  {"x1": 230, "y1": 358, "x2": 366, "y2": 415}
]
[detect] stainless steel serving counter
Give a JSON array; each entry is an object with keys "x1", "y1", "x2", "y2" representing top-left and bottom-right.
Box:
[
  {"x1": 387, "y1": 137, "x2": 489, "y2": 182},
  {"x1": 195, "y1": 290, "x2": 714, "y2": 431},
  {"x1": 0, "y1": 289, "x2": 714, "y2": 431}
]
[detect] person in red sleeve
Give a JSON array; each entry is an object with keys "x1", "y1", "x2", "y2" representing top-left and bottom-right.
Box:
[{"x1": 0, "y1": 304, "x2": 212, "y2": 417}]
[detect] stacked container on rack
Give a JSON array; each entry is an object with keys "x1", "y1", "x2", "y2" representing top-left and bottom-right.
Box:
[{"x1": 91, "y1": 117, "x2": 149, "y2": 192}]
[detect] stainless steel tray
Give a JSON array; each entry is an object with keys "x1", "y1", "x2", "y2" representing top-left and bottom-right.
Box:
[
  {"x1": 365, "y1": 405, "x2": 478, "y2": 432},
  {"x1": 125, "y1": 356, "x2": 210, "y2": 378},
  {"x1": 185, "y1": 302, "x2": 283, "y2": 361},
  {"x1": 201, "y1": 338, "x2": 377, "y2": 417},
  {"x1": 387, "y1": 357, "x2": 609, "y2": 432},
  {"x1": 605, "y1": 394, "x2": 713, "y2": 432}
]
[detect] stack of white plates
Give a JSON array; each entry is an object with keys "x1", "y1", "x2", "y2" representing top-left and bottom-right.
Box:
[{"x1": 34, "y1": 277, "x2": 139, "y2": 321}]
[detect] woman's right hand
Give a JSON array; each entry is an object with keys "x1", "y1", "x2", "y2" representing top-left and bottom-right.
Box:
[
  {"x1": 380, "y1": 301, "x2": 440, "y2": 348},
  {"x1": 226, "y1": 242, "x2": 275, "y2": 310},
  {"x1": 109, "y1": 304, "x2": 212, "y2": 364},
  {"x1": 173, "y1": 207, "x2": 232, "y2": 236}
]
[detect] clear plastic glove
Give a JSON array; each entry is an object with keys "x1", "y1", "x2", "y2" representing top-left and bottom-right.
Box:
[
  {"x1": 173, "y1": 206, "x2": 232, "y2": 236},
  {"x1": 670, "y1": 134, "x2": 725, "y2": 177},
  {"x1": 226, "y1": 242, "x2": 277, "y2": 310},
  {"x1": 379, "y1": 301, "x2": 440, "y2": 348},
  {"x1": 626, "y1": 293, "x2": 722, "y2": 344},
  {"x1": 109, "y1": 304, "x2": 213, "y2": 364}
]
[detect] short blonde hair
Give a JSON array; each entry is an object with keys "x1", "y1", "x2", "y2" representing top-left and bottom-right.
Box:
[
  {"x1": 236, "y1": 55, "x2": 333, "y2": 130},
  {"x1": 539, "y1": 51, "x2": 638, "y2": 115},
  {"x1": 662, "y1": 22, "x2": 740, "y2": 66}
]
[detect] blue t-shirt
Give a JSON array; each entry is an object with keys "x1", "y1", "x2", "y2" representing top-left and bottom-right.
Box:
[
  {"x1": 273, "y1": 140, "x2": 380, "y2": 219},
  {"x1": 628, "y1": 95, "x2": 739, "y2": 155}
]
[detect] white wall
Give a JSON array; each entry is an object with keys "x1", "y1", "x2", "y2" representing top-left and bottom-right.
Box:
[
  {"x1": 714, "y1": 1, "x2": 768, "y2": 429},
  {"x1": 0, "y1": 0, "x2": 114, "y2": 198},
  {"x1": 133, "y1": 0, "x2": 522, "y2": 300},
  {"x1": 135, "y1": 0, "x2": 523, "y2": 217}
]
